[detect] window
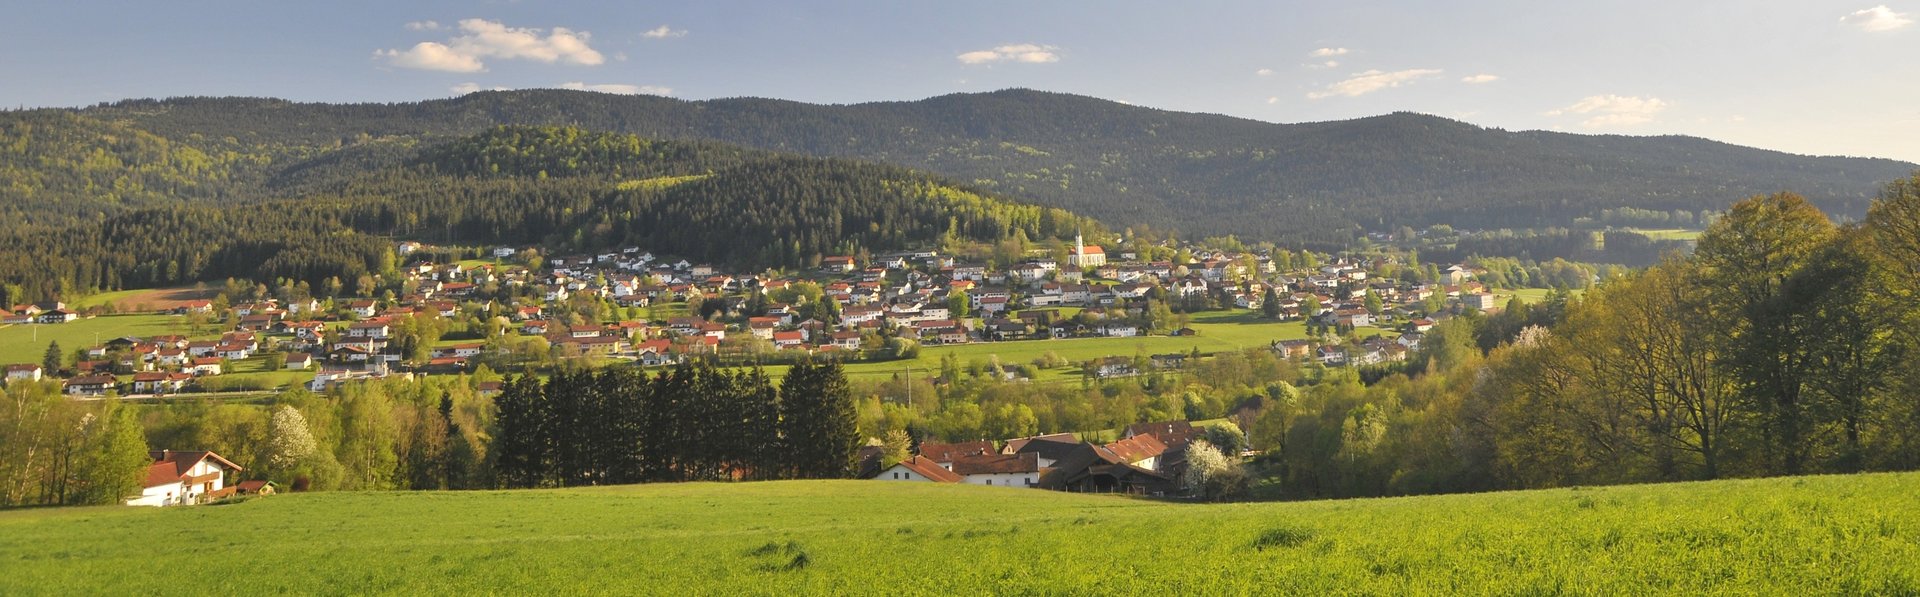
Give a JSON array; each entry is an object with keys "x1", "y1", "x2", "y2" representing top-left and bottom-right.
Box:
[{"x1": 986, "y1": 479, "x2": 993, "y2": 485}]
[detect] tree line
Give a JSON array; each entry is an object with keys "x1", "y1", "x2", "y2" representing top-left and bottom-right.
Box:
[{"x1": 494, "y1": 359, "x2": 861, "y2": 487}]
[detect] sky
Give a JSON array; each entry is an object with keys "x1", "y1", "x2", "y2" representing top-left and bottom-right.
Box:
[{"x1": 3, "y1": 1, "x2": 1917, "y2": 163}]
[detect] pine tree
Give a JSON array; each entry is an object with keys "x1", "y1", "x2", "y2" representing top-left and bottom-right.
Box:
[
  {"x1": 42, "y1": 341, "x2": 62, "y2": 375},
  {"x1": 778, "y1": 360, "x2": 860, "y2": 479}
]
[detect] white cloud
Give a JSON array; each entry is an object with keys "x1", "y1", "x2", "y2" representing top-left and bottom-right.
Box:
[
  {"x1": 1841, "y1": 5, "x2": 1914, "y2": 31},
  {"x1": 643, "y1": 25, "x2": 687, "y2": 39},
  {"x1": 1461, "y1": 74, "x2": 1500, "y2": 83},
  {"x1": 559, "y1": 82, "x2": 672, "y2": 95},
  {"x1": 378, "y1": 43, "x2": 486, "y2": 73},
  {"x1": 1266, "y1": 96, "x2": 1279, "y2": 104},
  {"x1": 1306, "y1": 60, "x2": 1339, "y2": 69},
  {"x1": 1308, "y1": 47, "x2": 1350, "y2": 57},
  {"x1": 957, "y1": 44, "x2": 1060, "y2": 64},
  {"x1": 450, "y1": 82, "x2": 509, "y2": 95},
  {"x1": 1547, "y1": 94, "x2": 1669, "y2": 128},
  {"x1": 380, "y1": 18, "x2": 605, "y2": 72},
  {"x1": 1255, "y1": 68, "x2": 1275, "y2": 76},
  {"x1": 1306, "y1": 68, "x2": 1443, "y2": 99},
  {"x1": 406, "y1": 21, "x2": 443, "y2": 31}
]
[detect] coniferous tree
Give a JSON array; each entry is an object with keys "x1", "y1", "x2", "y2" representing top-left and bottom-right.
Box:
[
  {"x1": 778, "y1": 360, "x2": 861, "y2": 479},
  {"x1": 42, "y1": 341, "x2": 62, "y2": 375}
]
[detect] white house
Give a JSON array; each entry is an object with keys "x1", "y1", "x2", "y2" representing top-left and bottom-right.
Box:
[
  {"x1": 951, "y1": 452, "x2": 1046, "y2": 488},
  {"x1": 873, "y1": 455, "x2": 964, "y2": 483},
  {"x1": 127, "y1": 450, "x2": 242, "y2": 507},
  {"x1": 4, "y1": 364, "x2": 42, "y2": 383}
]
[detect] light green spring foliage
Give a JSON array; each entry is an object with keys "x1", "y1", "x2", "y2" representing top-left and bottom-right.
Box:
[{"x1": 2, "y1": 474, "x2": 1916, "y2": 594}]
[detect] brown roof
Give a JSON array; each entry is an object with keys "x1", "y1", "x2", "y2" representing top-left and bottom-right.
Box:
[
  {"x1": 1103, "y1": 434, "x2": 1169, "y2": 464},
  {"x1": 950, "y1": 452, "x2": 1043, "y2": 475},
  {"x1": 918, "y1": 440, "x2": 996, "y2": 464},
  {"x1": 885, "y1": 455, "x2": 962, "y2": 483},
  {"x1": 1004, "y1": 433, "x2": 1079, "y2": 456},
  {"x1": 142, "y1": 450, "x2": 242, "y2": 489},
  {"x1": 1125, "y1": 420, "x2": 1198, "y2": 447}
]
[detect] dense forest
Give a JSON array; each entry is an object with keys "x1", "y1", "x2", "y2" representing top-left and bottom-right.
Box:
[
  {"x1": 0, "y1": 125, "x2": 1102, "y2": 304},
  {"x1": 3, "y1": 89, "x2": 1910, "y2": 248}
]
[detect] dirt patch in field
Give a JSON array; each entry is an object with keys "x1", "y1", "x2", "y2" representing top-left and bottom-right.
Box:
[{"x1": 94, "y1": 287, "x2": 219, "y2": 312}]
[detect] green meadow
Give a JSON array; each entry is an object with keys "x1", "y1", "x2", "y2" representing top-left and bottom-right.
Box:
[
  {"x1": 0, "y1": 315, "x2": 202, "y2": 365},
  {"x1": 1, "y1": 474, "x2": 1914, "y2": 594},
  {"x1": 771, "y1": 309, "x2": 1313, "y2": 384}
]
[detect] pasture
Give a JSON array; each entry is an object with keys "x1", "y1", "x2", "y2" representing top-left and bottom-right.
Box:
[
  {"x1": 0, "y1": 473, "x2": 1913, "y2": 594},
  {"x1": 0, "y1": 315, "x2": 199, "y2": 365}
]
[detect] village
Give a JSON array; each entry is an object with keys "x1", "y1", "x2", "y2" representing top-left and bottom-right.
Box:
[{"x1": 3, "y1": 233, "x2": 1505, "y2": 400}]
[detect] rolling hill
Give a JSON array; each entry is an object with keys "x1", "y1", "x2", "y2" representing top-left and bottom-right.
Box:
[
  {"x1": 9, "y1": 88, "x2": 1909, "y2": 247},
  {"x1": 0, "y1": 474, "x2": 1914, "y2": 593},
  {"x1": 0, "y1": 125, "x2": 1100, "y2": 303}
]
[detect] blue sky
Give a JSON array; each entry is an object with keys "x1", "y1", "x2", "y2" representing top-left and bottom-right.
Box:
[{"x1": 5, "y1": 1, "x2": 1917, "y2": 162}]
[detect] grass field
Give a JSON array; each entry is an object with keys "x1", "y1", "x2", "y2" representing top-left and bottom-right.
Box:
[
  {"x1": 0, "y1": 315, "x2": 202, "y2": 365},
  {"x1": 1621, "y1": 228, "x2": 1704, "y2": 242},
  {"x1": 1, "y1": 474, "x2": 1913, "y2": 594},
  {"x1": 826, "y1": 309, "x2": 1311, "y2": 384},
  {"x1": 1505, "y1": 288, "x2": 1586, "y2": 305}
]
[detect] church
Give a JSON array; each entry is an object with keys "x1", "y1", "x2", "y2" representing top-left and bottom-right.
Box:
[{"x1": 1070, "y1": 232, "x2": 1106, "y2": 268}]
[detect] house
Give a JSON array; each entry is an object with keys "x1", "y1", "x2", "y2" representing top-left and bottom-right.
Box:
[
  {"x1": 918, "y1": 440, "x2": 998, "y2": 468},
  {"x1": 38, "y1": 309, "x2": 80, "y2": 324},
  {"x1": 131, "y1": 372, "x2": 194, "y2": 395},
  {"x1": 189, "y1": 357, "x2": 224, "y2": 376},
  {"x1": 1274, "y1": 339, "x2": 1314, "y2": 360},
  {"x1": 1464, "y1": 292, "x2": 1498, "y2": 311},
  {"x1": 950, "y1": 452, "x2": 1046, "y2": 487},
  {"x1": 1103, "y1": 434, "x2": 1170, "y2": 471},
  {"x1": 772, "y1": 330, "x2": 807, "y2": 350},
  {"x1": 821, "y1": 256, "x2": 857, "y2": 272},
  {"x1": 872, "y1": 455, "x2": 963, "y2": 483},
  {"x1": 1033, "y1": 442, "x2": 1175, "y2": 495},
  {"x1": 4, "y1": 364, "x2": 42, "y2": 383},
  {"x1": 126, "y1": 450, "x2": 243, "y2": 507},
  {"x1": 1094, "y1": 356, "x2": 1137, "y2": 378},
  {"x1": 346, "y1": 300, "x2": 379, "y2": 319},
  {"x1": 284, "y1": 353, "x2": 313, "y2": 370},
  {"x1": 63, "y1": 374, "x2": 117, "y2": 396},
  {"x1": 829, "y1": 331, "x2": 863, "y2": 350}
]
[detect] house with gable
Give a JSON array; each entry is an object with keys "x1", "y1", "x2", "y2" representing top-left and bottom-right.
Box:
[{"x1": 127, "y1": 450, "x2": 243, "y2": 507}]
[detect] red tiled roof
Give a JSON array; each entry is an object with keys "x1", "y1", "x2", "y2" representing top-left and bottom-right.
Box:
[
  {"x1": 918, "y1": 440, "x2": 996, "y2": 463},
  {"x1": 142, "y1": 450, "x2": 241, "y2": 489},
  {"x1": 951, "y1": 452, "x2": 1043, "y2": 475},
  {"x1": 887, "y1": 455, "x2": 962, "y2": 483}
]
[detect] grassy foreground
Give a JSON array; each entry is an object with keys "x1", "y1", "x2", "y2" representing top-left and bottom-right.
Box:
[{"x1": 1, "y1": 474, "x2": 1916, "y2": 594}]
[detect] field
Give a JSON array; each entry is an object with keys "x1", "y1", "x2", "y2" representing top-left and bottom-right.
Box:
[
  {"x1": 66, "y1": 286, "x2": 217, "y2": 312},
  {"x1": 0, "y1": 315, "x2": 201, "y2": 365},
  {"x1": 1620, "y1": 228, "x2": 1704, "y2": 242},
  {"x1": 0, "y1": 474, "x2": 1914, "y2": 594},
  {"x1": 825, "y1": 309, "x2": 1310, "y2": 384}
]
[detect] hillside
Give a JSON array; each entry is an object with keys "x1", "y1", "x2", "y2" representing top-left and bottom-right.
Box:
[
  {"x1": 9, "y1": 89, "x2": 1906, "y2": 246},
  {"x1": 0, "y1": 126, "x2": 1099, "y2": 302},
  {"x1": 0, "y1": 474, "x2": 1913, "y2": 593}
]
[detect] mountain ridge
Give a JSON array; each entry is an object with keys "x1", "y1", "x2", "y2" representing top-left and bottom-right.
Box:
[{"x1": 10, "y1": 88, "x2": 1915, "y2": 246}]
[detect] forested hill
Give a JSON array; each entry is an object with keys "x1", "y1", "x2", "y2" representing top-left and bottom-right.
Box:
[
  {"x1": 28, "y1": 88, "x2": 1914, "y2": 245},
  {"x1": 0, "y1": 126, "x2": 1100, "y2": 303}
]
